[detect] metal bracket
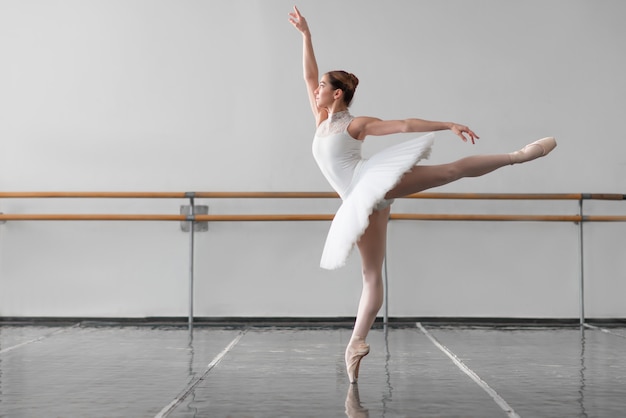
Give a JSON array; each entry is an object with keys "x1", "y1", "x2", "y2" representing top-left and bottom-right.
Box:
[
  {"x1": 180, "y1": 205, "x2": 209, "y2": 232},
  {"x1": 0, "y1": 213, "x2": 5, "y2": 225}
]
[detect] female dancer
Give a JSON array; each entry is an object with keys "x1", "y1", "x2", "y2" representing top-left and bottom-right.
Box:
[{"x1": 288, "y1": 6, "x2": 556, "y2": 384}]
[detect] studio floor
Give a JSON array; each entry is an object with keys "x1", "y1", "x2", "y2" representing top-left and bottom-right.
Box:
[{"x1": 0, "y1": 322, "x2": 624, "y2": 418}]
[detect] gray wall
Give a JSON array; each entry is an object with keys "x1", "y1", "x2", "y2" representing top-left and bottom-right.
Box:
[{"x1": 1, "y1": 0, "x2": 624, "y2": 319}]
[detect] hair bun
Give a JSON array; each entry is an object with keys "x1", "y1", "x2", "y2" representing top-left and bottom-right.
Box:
[
  {"x1": 348, "y1": 73, "x2": 359, "y2": 89},
  {"x1": 326, "y1": 70, "x2": 359, "y2": 106}
]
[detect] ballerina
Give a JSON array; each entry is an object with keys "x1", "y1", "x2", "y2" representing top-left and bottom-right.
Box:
[{"x1": 288, "y1": 6, "x2": 556, "y2": 383}]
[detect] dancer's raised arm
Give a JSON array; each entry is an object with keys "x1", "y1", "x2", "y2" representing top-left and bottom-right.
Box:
[{"x1": 288, "y1": 6, "x2": 324, "y2": 123}]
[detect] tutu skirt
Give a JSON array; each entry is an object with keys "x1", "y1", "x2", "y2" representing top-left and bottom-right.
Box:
[{"x1": 320, "y1": 133, "x2": 435, "y2": 269}]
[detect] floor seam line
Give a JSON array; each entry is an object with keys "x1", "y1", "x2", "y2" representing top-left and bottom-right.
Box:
[
  {"x1": 154, "y1": 328, "x2": 248, "y2": 418},
  {"x1": 0, "y1": 323, "x2": 80, "y2": 355},
  {"x1": 416, "y1": 322, "x2": 521, "y2": 418}
]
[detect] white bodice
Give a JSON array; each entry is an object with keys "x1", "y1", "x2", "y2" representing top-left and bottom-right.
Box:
[{"x1": 312, "y1": 111, "x2": 362, "y2": 198}]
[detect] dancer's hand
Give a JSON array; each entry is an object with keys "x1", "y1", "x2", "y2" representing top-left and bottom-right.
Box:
[
  {"x1": 451, "y1": 123, "x2": 479, "y2": 144},
  {"x1": 288, "y1": 6, "x2": 310, "y2": 35}
]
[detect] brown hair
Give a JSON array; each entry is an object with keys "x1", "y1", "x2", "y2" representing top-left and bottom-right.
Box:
[{"x1": 326, "y1": 70, "x2": 359, "y2": 106}]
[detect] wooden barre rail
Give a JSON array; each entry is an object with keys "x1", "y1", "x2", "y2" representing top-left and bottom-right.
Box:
[
  {"x1": 405, "y1": 192, "x2": 625, "y2": 201},
  {"x1": 0, "y1": 192, "x2": 339, "y2": 199},
  {"x1": 2, "y1": 213, "x2": 626, "y2": 222},
  {"x1": 0, "y1": 191, "x2": 624, "y2": 200}
]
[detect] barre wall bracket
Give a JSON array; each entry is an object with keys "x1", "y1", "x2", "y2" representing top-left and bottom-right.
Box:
[{"x1": 180, "y1": 205, "x2": 209, "y2": 232}]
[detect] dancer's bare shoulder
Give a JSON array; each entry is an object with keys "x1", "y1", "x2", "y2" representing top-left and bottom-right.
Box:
[{"x1": 348, "y1": 116, "x2": 407, "y2": 140}]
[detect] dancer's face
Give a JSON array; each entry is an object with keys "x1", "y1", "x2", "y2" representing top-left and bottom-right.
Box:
[{"x1": 315, "y1": 74, "x2": 342, "y2": 108}]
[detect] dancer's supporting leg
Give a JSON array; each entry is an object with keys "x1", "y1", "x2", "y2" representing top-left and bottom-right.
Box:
[{"x1": 345, "y1": 206, "x2": 390, "y2": 383}]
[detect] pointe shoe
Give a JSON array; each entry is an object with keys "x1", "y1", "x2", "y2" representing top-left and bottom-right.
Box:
[
  {"x1": 509, "y1": 136, "x2": 557, "y2": 164},
  {"x1": 345, "y1": 338, "x2": 370, "y2": 384}
]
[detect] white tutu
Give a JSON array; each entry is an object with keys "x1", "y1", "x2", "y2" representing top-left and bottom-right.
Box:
[{"x1": 320, "y1": 132, "x2": 435, "y2": 269}]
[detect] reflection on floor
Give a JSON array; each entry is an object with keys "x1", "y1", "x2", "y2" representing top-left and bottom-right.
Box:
[{"x1": 0, "y1": 322, "x2": 624, "y2": 417}]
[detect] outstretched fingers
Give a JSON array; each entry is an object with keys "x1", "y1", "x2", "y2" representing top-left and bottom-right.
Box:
[
  {"x1": 288, "y1": 6, "x2": 304, "y2": 30},
  {"x1": 462, "y1": 128, "x2": 479, "y2": 144},
  {"x1": 452, "y1": 124, "x2": 479, "y2": 144}
]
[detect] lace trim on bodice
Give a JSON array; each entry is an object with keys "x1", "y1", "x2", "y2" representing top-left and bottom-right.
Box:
[{"x1": 315, "y1": 110, "x2": 354, "y2": 137}]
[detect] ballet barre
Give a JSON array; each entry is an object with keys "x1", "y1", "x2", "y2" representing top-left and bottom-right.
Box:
[
  {"x1": 1, "y1": 191, "x2": 625, "y2": 327},
  {"x1": 0, "y1": 191, "x2": 624, "y2": 200},
  {"x1": 2, "y1": 213, "x2": 626, "y2": 222}
]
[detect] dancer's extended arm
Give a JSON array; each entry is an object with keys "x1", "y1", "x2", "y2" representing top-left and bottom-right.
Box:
[
  {"x1": 288, "y1": 6, "x2": 324, "y2": 123},
  {"x1": 350, "y1": 117, "x2": 479, "y2": 144}
]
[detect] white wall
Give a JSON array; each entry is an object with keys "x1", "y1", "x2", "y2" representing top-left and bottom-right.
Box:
[{"x1": 0, "y1": 0, "x2": 624, "y2": 319}]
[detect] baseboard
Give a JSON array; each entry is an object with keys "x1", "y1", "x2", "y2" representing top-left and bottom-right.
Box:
[{"x1": 1, "y1": 316, "x2": 625, "y2": 328}]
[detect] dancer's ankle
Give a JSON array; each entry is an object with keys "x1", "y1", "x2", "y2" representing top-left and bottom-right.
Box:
[{"x1": 348, "y1": 335, "x2": 366, "y2": 346}]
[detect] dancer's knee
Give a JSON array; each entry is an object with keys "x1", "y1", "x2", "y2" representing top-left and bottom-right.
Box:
[
  {"x1": 361, "y1": 268, "x2": 383, "y2": 288},
  {"x1": 442, "y1": 164, "x2": 462, "y2": 183}
]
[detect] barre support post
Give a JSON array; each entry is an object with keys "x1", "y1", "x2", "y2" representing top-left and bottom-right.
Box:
[
  {"x1": 578, "y1": 198, "x2": 585, "y2": 326},
  {"x1": 188, "y1": 197, "x2": 195, "y2": 331}
]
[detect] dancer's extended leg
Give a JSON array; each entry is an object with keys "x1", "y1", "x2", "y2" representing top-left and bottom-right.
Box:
[
  {"x1": 386, "y1": 154, "x2": 510, "y2": 198},
  {"x1": 345, "y1": 206, "x2": 389, "y2": 383},
  {"x1": 386, "y1": 136, "x2": 556, "y2": 198}
]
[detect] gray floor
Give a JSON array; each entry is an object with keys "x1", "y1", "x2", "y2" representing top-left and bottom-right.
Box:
[{"x1": 0, "y1": 323, "x2": 624, "y2": 418}]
